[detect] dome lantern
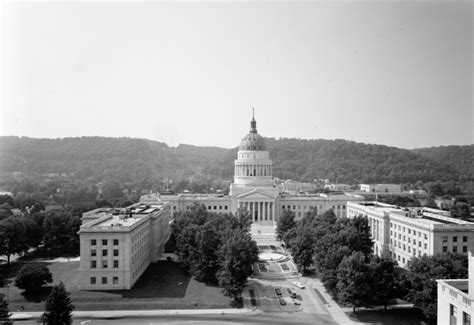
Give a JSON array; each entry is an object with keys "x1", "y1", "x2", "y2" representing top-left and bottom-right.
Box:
[{"x1": 239, "y1": 109, "x2": 266, "y2": 151}]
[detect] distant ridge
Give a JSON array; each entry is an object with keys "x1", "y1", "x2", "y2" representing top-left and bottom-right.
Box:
[{"x1": 0, "y1": 136, "x2": 471, "y2": 184}]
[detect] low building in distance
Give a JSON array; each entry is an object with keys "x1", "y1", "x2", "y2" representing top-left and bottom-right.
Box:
[
  {"x1": 347, "y1": 201, "x2": 474, "y2": 269},
  {"x1": 78, "y1": 200, "x2": 171, "y2": 290},
  {"x1": 437, "y1": 244, "x2": 474, "y2": 325},
  {"x1": 360, "y1": 183, "x2": 402, "y2": 194}
]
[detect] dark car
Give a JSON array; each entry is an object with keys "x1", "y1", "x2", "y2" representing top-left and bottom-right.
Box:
[
  {"x1": 274, "y1": 288, "x2": 282, "y2": 296},
  {"x1": 279, "y1": 298, "x2": 286, "y2": 306},
  {"x1": 287, "y1": 288, "x2": 297, "y2": 298}
]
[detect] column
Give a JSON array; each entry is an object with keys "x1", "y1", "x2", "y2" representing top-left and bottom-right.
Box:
[
  {"x1": 250, "y1": 202, "x2": 254, "y2": 221},
  {"x1": 265, "y1": 202, "x2": 268, "y2": 221},
  {"x1": 270, "y1": 202, "x2": 274, "y2": 221}
]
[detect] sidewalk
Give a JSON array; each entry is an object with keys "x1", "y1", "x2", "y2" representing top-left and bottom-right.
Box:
[
  {"x1": 10, "y1": 308, "x2": 254, "y2": 321},
  {"x1": 304, "y1": 277, "x2": 358, "y2": 325}
]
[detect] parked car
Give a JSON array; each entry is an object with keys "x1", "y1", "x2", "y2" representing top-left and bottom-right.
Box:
[
  {"x1": 293, "y1": 281, "x2": 305, "y2": 289},
  {"x1": 279, "y1": 298, "x2": 286, "y2": 306},
  {"x1": 287, "y1": 288, "x2": 297, "y2": 298},
  {"x1": 274, "y1": 288, "x2": 282, "y2": 296},
  {"x1": 293, "y1": 299, "x2": 301, "y2": 305}
]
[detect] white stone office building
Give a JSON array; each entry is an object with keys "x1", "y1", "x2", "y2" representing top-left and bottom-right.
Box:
[
  {"x1": 162, "y1": 113, "x2": 362, "y2": 224},
  {"x1": 348, "y1": 201, "x2": 474, "y2": 269},
  {"x1": 437, "y1": 244, "x2": 474, "y2": 325},
  {"x1": 78, "y1": 201, "x2": 171, "y2": 290}
]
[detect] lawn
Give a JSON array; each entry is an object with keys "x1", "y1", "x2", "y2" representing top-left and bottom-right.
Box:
[
  {"x1": 1, "y1": 260, "x2": 231, "y2": 312},
  {"x1": 347, "y1": 308, "x2": 430, "y2": 325}
]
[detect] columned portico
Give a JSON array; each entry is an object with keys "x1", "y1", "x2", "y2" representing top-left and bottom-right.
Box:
[{"x1": 237, "y1": 190, "x2": 277, "y2": 224}]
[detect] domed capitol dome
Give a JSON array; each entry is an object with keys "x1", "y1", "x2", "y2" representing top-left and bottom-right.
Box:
[{"x1": 239, "y1": 110, "x2": 266, "y2": 151}]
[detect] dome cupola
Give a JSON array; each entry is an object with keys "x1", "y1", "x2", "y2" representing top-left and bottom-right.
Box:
[{"x1": 239, "y1": 109, "x2": 266, "y2": 151}]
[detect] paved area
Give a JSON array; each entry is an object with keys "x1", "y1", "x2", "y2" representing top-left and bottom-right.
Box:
[{"x1": 248, "y1": 223, "x2": 357, "y2": 325}]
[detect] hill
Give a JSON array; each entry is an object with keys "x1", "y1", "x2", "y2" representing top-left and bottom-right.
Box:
[
  {"x1": 412, "y1": 145, "x2": 474, "y2": 180},
  {"x1": 204, "y1": 138, "x2": 465, "y2": 184},
  {"x1": 1, "y1": 136, "x2": 468, "y2": 187}
]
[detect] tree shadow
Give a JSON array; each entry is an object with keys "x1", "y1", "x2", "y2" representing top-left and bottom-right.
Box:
[{"x1": 21, "y1": 286, "x2": 52, "y2": 303}]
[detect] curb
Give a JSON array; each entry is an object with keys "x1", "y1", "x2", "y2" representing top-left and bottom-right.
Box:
[{"x1": 10, "y1": 308, "x2": 255, "y2": 321}]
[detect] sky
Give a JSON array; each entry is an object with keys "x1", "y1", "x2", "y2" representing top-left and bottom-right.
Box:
[{"x1": 1, "y1": 1, "x2": 473, "y2": 149}]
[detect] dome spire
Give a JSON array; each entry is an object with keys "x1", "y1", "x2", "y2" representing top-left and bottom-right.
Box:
[{"x1": 250, "y1": 108, "x2": 257, "y2": 133}]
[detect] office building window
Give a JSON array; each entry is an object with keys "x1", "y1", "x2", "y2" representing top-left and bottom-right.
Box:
[
  {"x1": 453, "y1": 246, "x2": 458, "y2": 253},
  {"x1": 443, "y1": 236, "x2": 448, "y2": 242},
  {"x1": 91, "y1": 239, "x2": 96, "y2": 246},
  {"x1": 102, "y1": 250, "x2": 108, "y2": 256},
  {"x1": 113, "y1": 239, "x2": 119, "y2": 246},
  {"x1": 463, "y1": 236, "x2": 468, "y2": 242},
  {"x1": 451, "y1": 304, "x2": 457, "y2": 325},
  {"x1": 102, "y1": 260, "x2": 108, "y2": 268},
  {"x1": 113, "y1": 249, "x2": 119, "y2": 256},
  {"x1": 424, "y1": 243, "x2": 427, "y2": 249},
  {"x1": 90, "y1": 277, "x2": 96, "y2": 285},
  {"x1": 208, "y1": 206, "x2": 211, "y2": 210},
  {"x1": 463, "y1": 312, "x2": 471, "y2": 325},
  {"x1": 113, "y1": 277, "x2": 119, "y2": 285},
  {"x1": 464, "y1": 246, "x2": 468, "y2": 253},
  {"x1": 91, "y1": 250, "x2": 96, "y2": 257},
  {"x1": 102, "y1": 277, "x2": 107, "y2": 284},
  {"x1": 102, "y1": 239, "x2": 107, "y2": 246},
  {"x1": 453, "y1": 236, "x2": 458, "y2": 243},
  {"x1": 113, "y1": 260, "x2": 119, "y2": 268},
  {"x1": 90, "y1": 261, "x2": 96, "y2": 269},
  {"x1": 443, "y1": 246, "x2": 448, "y2": 253}
]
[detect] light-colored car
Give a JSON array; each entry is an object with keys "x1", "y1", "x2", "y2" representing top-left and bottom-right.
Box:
[{"x1": 293, "y1": 281, "x2": 305, "y2": 289}]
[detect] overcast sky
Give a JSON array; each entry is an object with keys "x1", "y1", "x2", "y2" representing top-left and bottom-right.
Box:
[{"x1": 1, "y1": 1, "x2": 473, "y2": 149}]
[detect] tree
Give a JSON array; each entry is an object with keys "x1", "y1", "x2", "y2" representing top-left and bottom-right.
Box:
[
  {"x1": 42, "y1": 211, "x2": 81, "y2": 256},
  {"x1": 406, "y1": 253, "x2": 467, "y2": 321},
  {"x1": 424, "y1": 194, "x2": 438, "y2": 209},
  {"x1": 41, "y1": 282, "x2": 74, "y2": 325},
  {"x1": 217, "y1": 230, "x2": 259, "y2": 301},
  {"x1": 15, "y1": 264, "x2": 52, "y2": 292},
  {"x1": 336, "y1": 251, "x2": 372, "y2": 313},
  {"x1": 192, "y1": 223, "x2": 220, "y2": 283},
  {"x1": 369, "y1": 257, "x2": 400, "y2": 310},
  {"x1": 276, "y1": 209, "x2": 296, "y2": 241},
  {"x1": 451, "y1": 201, "x2": 471, "y2": 220},
  {"x1": 0, "y1": 295, "x2": 12, "y2": 325},
  {"x1": 0, "y1": 216, "x2": 27, "y2": 265},
  {"x1": 290, "y1": 226, "x2": 316, "y2": 273}
]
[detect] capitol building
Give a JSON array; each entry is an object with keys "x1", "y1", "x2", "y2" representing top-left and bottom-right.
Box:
[
  {"x1": 160, "y1": 112, "x2": 362, "y2": 224},
  {"x1": 78, "y1": 112, "x2": 362, "y2": 290}
]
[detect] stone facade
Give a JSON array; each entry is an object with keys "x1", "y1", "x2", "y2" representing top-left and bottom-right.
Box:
[
  {"x1": 78, "y1": 201, "x2": 171, "y2": 290},
  {"x1": 348, "y1": 201, "x2": 474, "y2": 269}
]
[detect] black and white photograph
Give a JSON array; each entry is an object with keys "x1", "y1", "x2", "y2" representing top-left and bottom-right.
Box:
[{"x1": 0, "y1": 1, "x2": 473, "y2": 324}]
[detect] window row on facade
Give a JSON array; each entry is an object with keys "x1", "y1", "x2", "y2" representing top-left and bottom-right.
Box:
[
  {"x1": 90, "y1": 260, "x2": 119, "y2": 268},
  {"x1": 90, "y1": 239, "x2": 119, "y2": 246},
  {"x1": 91, "y1": 249, "x2": 119, "y2": 257},
  {"x1": 90, "y1": 276, "x2": 119, "y2": 285}
]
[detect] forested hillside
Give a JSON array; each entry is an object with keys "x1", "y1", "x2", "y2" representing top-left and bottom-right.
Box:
[
  {"x1": 0, "y1": 136, "x2": 471, "y2": 203},
  {"x1": 412, "y1": 145, "x2": 474, "y2": 180},
  {"x1": 204, "y1": 138, "x2": 467, "y2": 184}
]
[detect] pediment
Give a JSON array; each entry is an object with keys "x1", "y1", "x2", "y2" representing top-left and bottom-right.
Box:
[{"x1": 236, "y1": 188, "x2": 276, "y2": 200}]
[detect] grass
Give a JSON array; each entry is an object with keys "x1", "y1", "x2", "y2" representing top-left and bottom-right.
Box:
[
  {"x1": 1, "y1": 260, "x2": 231, "y2": 312},
  {"x1": 347, "y1": 307, "x2": 430, "y2": 325}
]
